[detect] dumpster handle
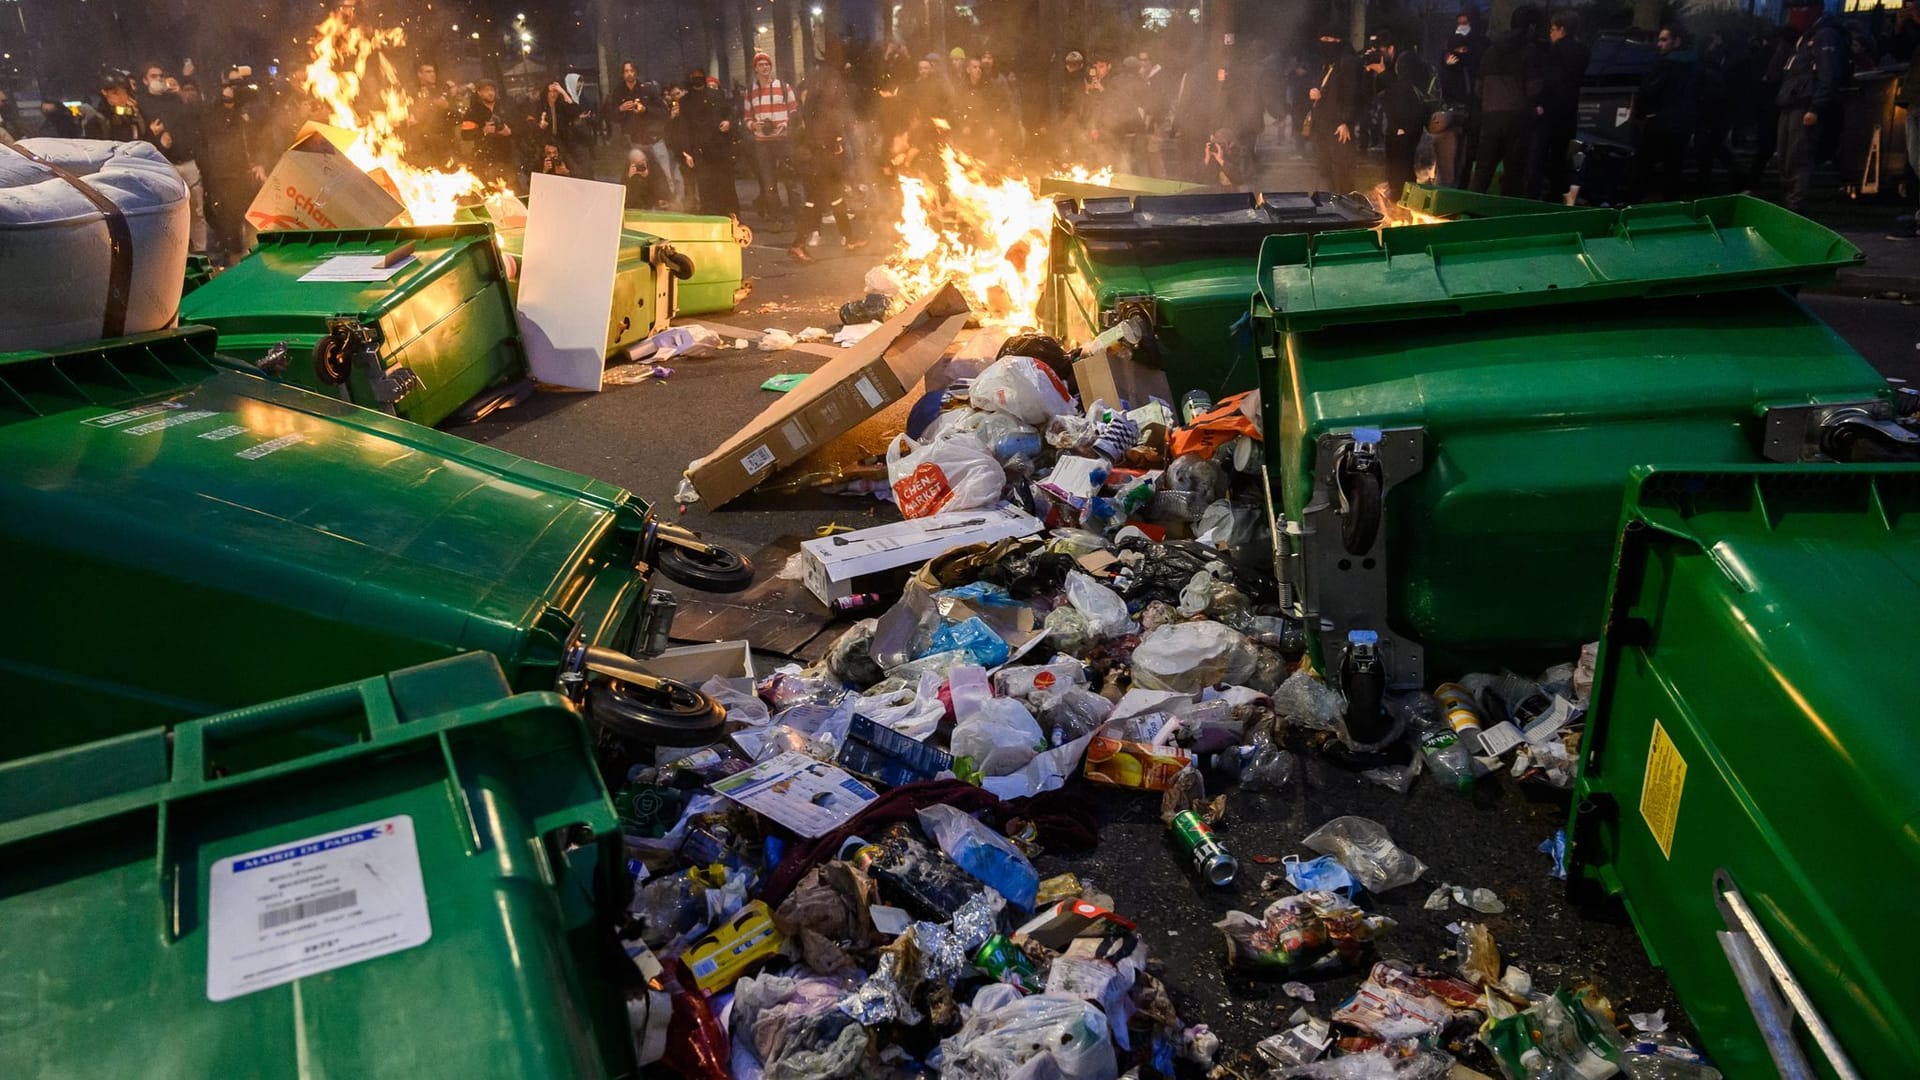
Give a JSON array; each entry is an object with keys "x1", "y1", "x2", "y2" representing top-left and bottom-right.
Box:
[
  {"x1": 1714, "y1": 870, "x2": 1862, "y2": 1080},
  {"x1": 175, "y1": 683, "x2": 394, "y2": 782},
  {"x1": 1332, "y1": 437, "x2": 1384, "y2": 556}
]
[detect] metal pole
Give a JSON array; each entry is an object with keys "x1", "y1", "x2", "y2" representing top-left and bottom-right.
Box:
[{"x1": 1719, "y1": 932, "x2": 1819, "y2": 1080}]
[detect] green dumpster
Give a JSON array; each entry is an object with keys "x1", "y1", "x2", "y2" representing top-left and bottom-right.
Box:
[
  {"x1": 495, "y1": 221, "x2": 680, "y2": 358},
  {"x1": 0, "y1": 652, "x2": 637, "y2": 1079},
  {"x1": 1038, "y1": 171, "x2": 1202, "y2": 200},
  {"x1": 1253, "y1": 196, "x2": 1904, "y2": 687},
  {"x1": 1570, "y1": 465, "x2": 1920, "y2": 1079},
  {"x1": 1039, "y1": 191, "x2": 1379, "y2": 404},
  {"x1": 622, "y1": 210, "x2": 751, "y2": 315},
  {"x1": 1396, "y1": 181, "x2": 1581, "y2": 220},
  {"x1": 178, "y1": 223, "x2": 525, "y2": 427},
  {"x1": 182, "y1": 252, "x2": 215, "y2": 296},
  {"x1": 0, "y1": 327, "x2": 661, "y2": 761}
]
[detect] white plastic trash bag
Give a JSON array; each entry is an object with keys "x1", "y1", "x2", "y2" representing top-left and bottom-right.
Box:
[
  {"x1": 1064, "y1": 572, "x2": 1133, "y2": 640},
  {"x1": 886, "y1": 433, "x2": 1006, "y2": 519},
  {"x1": 1130, "y1": 622, "x2": 1258, "y2": 694},
  {"x1": 950, "y1": 697, "x2": 1046, "y2": 776},
  {"x1": 938, "y1": 986, "x2": 1119, "y2": 1080},
  {"x1": 970, "y1": 356, "x2": 1077, "y2": 425}
]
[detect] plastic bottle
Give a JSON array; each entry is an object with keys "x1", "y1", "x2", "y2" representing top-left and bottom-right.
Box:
[
  {"x1": 1391, "y1": 693, "x2": 1481, "y2": 792},
  {"x1": 1623, "y1": 1055, "x2": 1724, "y2": 1080},
  {"x1": 1433, "y1": 682, "x2": 1488, "y2": 753}
]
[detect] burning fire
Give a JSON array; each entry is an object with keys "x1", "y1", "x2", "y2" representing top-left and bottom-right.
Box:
[
  {"x1": 886, "y1": 147, "x2": 1111, "y2": 327},
  {"x1": 1367, "y1": 183, "x2": 1445, "y2": 228},
  {"x1": 304, "y1": 11, "x2": 482, "y2": 225}
]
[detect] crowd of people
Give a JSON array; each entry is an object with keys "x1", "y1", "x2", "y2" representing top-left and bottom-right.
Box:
[
  {"x1": 7, "y1": 0, "x2": 1917, "y2": 266},
  {"x1": 1295, "y1": 0, "x2": 1920, "y2": 215}
]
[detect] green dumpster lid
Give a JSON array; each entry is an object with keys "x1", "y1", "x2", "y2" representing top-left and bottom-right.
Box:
[
  {"x1": 0, "y1": 652, "x2": 631, "y2": 1078},
  {"x1": 0, "y1": 328, "x2": 647, "y2": 737},
  {"x1": 1256, "y1": 195, "x2": 1864, "y2": 333},
  {"x1": 1396, "y1": 182, "x2": 1582, "y2": 220},
  {"x1": 179, "y1": 223, "x2": 507, "y2": 328}
]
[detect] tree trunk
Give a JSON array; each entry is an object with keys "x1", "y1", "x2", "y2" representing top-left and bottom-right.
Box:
[{"x1": 773, "y1": 0, "x2": 796, "y2": 83}]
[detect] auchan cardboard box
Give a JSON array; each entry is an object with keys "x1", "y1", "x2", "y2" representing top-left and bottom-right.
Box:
[
  {"x1": 687, "y1": 283, "x2": 971, "y2": 508},
  {"x1": 245, "y1": 123, "x2": 405, "y2": 236}
]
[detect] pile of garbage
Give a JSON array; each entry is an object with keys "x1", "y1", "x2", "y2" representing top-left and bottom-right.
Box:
[{"x1": 612, "y1": 326, "x2": 1722, "y2": 1078}]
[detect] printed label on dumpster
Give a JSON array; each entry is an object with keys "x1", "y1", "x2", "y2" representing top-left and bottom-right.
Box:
[
  {"x1": 83, "y1": 400, "x2": 184, "y2": 428},
  {"x1": 206, "y1": 815, "x2": 431, "y2": 1001},
  {"x1": 1639, "y1": 721, "x2": 1687, "y2": 860},
  {"x1": 236, "y1": 432, "x2": 308, "y2": 460},
  {"x1": 126, "y1": 409, "x2": 216, "y2": 435}
]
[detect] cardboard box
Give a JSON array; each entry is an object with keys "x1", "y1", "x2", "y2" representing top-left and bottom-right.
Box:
[
  {"x1": 1073, "y1": 347, "x2": 1173, "y2": 411},
  {"x1": 687, "y1": 284, "x2": 972, "y2": 507},
  {"x1": 798, "y1": 506, "x2": 1043, "y2": 606},
  {"x1": 245, "y1": 123, "x2": 405, "y2": 235},
  {"x1": 634, "y1": 640, "x2": 754, "y2": 685}
]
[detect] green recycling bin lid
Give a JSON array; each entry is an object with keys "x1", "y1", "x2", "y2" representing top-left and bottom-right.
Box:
[
  {"x1": 180, "y1": 223, "x2": 507, "y2": 331},
  {"x1": 0, "y1": 652, "x2": 632, "y2": 1078},
  {"x1": 0, "y1": 326, "x2": 649, "y2": 753},
  {"x1": 1256, "y1": 195, "x2": 1865, "y2": 333}
]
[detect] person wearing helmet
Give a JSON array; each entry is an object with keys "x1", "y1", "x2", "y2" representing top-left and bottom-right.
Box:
[{"x1": 85, "y1": 70, "x2": 145, "y2": 142}]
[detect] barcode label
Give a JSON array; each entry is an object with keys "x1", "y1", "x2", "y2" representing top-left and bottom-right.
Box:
[
  {"x1": 207, "y1": 815, "x2": 430, "y2": 1001},
  {"x1": 258, "y1": 890, "x2": 359, "y2": 931}
]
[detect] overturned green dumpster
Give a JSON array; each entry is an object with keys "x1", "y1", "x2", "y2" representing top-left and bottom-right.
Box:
[
  {"x1": 0, "y1": 327, "x2": 678, "y2": 761},
  {"x1": 179, "y1": 223, "x2": 525, "y2": 428},
  {"x1": 1572, "y1": 465, "x2": 1920, "y2": 1080}
]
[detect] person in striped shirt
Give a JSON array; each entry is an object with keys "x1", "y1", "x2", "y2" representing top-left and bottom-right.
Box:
[{"x1": 744, "y1": 51, "x2": 796, "y2": 220}]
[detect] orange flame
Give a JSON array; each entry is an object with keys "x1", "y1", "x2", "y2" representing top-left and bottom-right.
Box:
[
  {"x1": 1367, "y1": 182, "x2": 1445, "y2": 227},
  {"x1": 885, "y1": 147, "x2": 1111, "y2": 328},
  {"x1": 303, "y1": 11, "x2": 481, "y2": 225}
]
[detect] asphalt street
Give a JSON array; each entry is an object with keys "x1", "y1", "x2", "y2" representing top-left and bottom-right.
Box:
[{"x1": 454, "y1": 180, "x2": 1920, "y2": 1069}]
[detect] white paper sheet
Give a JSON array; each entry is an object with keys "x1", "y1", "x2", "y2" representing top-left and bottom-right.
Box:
[{"x1": 297, "y1": 253, "x2": 416, "y2": 282}]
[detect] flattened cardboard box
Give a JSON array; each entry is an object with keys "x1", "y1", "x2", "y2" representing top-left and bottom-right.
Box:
[
  {"x1": 246, "y1": 122, "x2": 405, "y2": 236},
  {"x1": 688, "y1": 284, "x2": 971, "y2": 508}
]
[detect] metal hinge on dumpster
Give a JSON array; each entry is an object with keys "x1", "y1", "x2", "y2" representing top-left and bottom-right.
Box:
[
  {"x1": 314, "y1": 317, "x2": 424, "y2": 411},
  {"x1": 1288, "y1": 426, "x2": 1427, "y2": 690},
  {"x1": 1761, "y1": 393, "x2": 1920, "y2": 463}
]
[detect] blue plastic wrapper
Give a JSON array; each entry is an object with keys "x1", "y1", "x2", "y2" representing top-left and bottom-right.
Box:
[
  {"x1": 1540, "y1": 829, "x2": 1568, "y2": 880},
  {"x1": 1282, "y1": 854, "x2": 1359, "y2": 898},
  {"x1": 929, "y1": 616, "x2": 1010, "y2": 668}
]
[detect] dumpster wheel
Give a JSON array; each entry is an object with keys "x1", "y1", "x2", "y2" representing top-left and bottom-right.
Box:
[
  {"x1": 657, "y1": 542, "x2": 755, "y2": 593},
  {"x1": 586, "y1": 675, "x2": 726, "y2": 747},
  {"x1": 663, "y1": 249, "x2": 695, "y2": 281}
]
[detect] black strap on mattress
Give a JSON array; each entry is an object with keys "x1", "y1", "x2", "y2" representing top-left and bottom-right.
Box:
[{"x1": 4, "y1": 140, "x2": 137, "y2": 338}]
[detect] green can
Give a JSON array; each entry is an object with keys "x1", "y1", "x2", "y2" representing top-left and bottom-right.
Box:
[
  {"x1": 1171, "y1": 810, "x2": 1237, "y2": 887},
  {"x1": 974, "y1": 933, "x2": 1041, "y2": 992}
]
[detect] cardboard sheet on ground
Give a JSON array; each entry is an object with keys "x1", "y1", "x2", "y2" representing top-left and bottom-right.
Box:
[
  {"x1": 711, "y1": 751, "x2": 879, "y2": 838},
  {"x1": 687, "y1": 284, "x2": 972, "y2": 507},
  {"x1": 245, "y1": 123, "x2": 404, "y2": 236},
  {"x1": 517, "y1": 173, "x2": 625, "y2": 391}
]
